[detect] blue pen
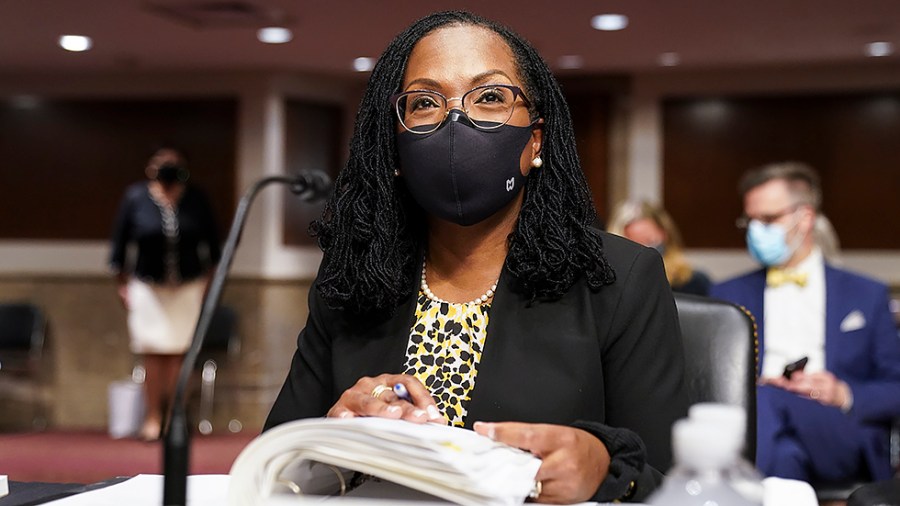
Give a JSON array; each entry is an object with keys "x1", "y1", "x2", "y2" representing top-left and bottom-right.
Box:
[{"x1": 393, "y1": 383, "x2": 412, "y2": 402}]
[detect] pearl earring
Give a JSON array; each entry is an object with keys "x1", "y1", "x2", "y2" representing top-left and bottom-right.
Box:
[
  {"x1": 394, "y1": 169, "x2": 401, "y2": 177},
  {"x1": 531, "y1": 156, "x2": 543, "y2": 168}
]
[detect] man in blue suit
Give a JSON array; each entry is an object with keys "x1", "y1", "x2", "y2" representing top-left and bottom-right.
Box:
[{"x1": 711, "y1": 162, "x2": 900, "y2": 484}]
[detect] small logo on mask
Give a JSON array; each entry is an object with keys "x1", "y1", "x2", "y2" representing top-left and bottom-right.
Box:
[{"x1": 506, "y1": 177, "x2": 515, "y2": 191}]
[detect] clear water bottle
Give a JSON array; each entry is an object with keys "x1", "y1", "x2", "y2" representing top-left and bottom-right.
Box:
[
  {"x1": 689, "y1": 403, "x2": 764, "y2": 504},
  {"x1": 647, "y1": 411, "x2": 762, "y2": 506}
]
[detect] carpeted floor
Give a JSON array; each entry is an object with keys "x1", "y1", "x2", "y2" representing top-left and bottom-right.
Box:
[{"x1": 0, "y1": 430, "x2": 257, "y2": 484}]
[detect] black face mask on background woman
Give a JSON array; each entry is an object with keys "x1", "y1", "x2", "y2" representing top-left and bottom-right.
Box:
[
  {"x1": 397, "y1": 111, "x2": 533, "y2": 226},
  {"x1": 156, "y1": 163, "x2": 187, "y2": 185}
]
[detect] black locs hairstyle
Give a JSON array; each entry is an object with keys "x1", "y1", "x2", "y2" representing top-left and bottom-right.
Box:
[{"x1": 311, "y1": 11, "x2": 615, "y2": 314}]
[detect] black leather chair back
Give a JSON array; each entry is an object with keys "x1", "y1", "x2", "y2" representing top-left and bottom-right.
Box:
[
  {"x1": 674, "y1": 293, "x2": 759, "y2": 463},
  {"x1": 0, "y1": 302, "x2": 49, "y2": 428},
  {"x1": 202, "y1": 305, "x2": 239, "y2": 354},
  {"x1": 847, "y1": 478, "x2": 900, "y2": 506},
  {"x1": 0, "y1": 302, "x2": 47, "y2": 371}
]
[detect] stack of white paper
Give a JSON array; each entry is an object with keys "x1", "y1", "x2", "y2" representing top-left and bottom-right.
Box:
[{"x1": 228, "y1": 417, "x2": 542, "y2": 506}]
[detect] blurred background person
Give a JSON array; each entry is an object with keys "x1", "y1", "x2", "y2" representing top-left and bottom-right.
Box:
[
  {"x1": 108, "y1": 145, "x2": 221, "y2": 441},
  {"x1": 711, "y1": 161, "x2": 900, "y2": 485},
  {"x1": 608, "y1": 200, "x2": 711, "y2": 296}
]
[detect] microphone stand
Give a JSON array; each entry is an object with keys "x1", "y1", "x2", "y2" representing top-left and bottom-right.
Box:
[{"x1": 162, "y1": 174, "x2": 326, "y2": 506}]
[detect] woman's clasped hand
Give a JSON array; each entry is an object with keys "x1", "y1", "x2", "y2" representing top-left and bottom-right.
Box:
[
  {"x1": 325, "y1": 374, "x2": 445, "y2": 423},
  {"x1": 324, "y1": 373, "x2": 611, "y2": 504}
]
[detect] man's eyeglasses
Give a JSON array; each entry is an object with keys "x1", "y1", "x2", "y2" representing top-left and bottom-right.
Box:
[
  {"x1": 735, "y1": 204, "x2": 800, "y2": 229},
  {"x1": 390, "y1": 84, "x2": 531, "y2": 135}
]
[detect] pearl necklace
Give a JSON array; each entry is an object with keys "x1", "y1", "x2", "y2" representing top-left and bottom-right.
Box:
[{"x1": 420, "y1": 263, "x2": 498, "y2": 305}]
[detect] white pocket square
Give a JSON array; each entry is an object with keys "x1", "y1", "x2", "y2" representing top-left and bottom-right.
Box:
[{"x1": 840, "y1": 310, "x2": 866, "y2": 332}]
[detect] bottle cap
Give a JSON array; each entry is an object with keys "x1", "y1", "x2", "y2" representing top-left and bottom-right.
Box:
[
  {"x1": 688, "y1": 403, "x2": 747, "y2": 446},
  {"x1": 672, "y1": 418, "x2": 742, "y2": 470}
]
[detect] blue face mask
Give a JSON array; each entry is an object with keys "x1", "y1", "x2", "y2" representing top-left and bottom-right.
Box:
[{"x1": 746, "y1": 220, "x2": 793, "y2": 266}]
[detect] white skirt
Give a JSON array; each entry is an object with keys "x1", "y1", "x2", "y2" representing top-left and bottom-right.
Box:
[{"x1": 127, "y1": 278, "x2": 205, "y2": 354}]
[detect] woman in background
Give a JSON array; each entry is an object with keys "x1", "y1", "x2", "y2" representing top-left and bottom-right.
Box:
[
  {"x1": 608, "y1": 200, "x2": 711, "y2": 296},
  {"x1": 109, "y1": 146, "x2": 220, "y2": 441}
]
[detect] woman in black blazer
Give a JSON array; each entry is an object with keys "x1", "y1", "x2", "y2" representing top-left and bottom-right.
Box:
[
  {"x1": 266, "y1": 11, "x2": 688, "y2": 503},
  {"x1": 109, "y1": 145, "x2": 220, "y2": 441}
]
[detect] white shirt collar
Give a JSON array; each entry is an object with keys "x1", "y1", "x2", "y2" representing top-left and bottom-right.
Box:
[{"x1": 791, "y1": 247, "x2": 823, "y2": 274}]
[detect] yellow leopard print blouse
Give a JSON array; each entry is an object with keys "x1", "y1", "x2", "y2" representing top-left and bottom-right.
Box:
[{"x1": 403, "y1": 292, "x2": 490, "y2": 426}]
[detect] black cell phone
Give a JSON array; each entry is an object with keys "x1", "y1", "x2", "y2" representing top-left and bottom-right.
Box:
[{"x1": 782, "y1": 356, "x2": 809, "y2": 379}]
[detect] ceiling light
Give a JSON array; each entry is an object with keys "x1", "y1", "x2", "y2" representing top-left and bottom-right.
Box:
[
  {"x1": 257, "y1": 27, "x2": 292, "y2": 44},
  {"x1": 658, "y1": 52, "x2": 681, "y2": 67},
  {"x1": 591, "y1": 14, "x2": 628, "y2": 31},
  {"x1": 10, "y1": 95, "x2": 42, "y2": 109},
  {"x1": 865, "y1": 41, "x2": 893, "y2": 57},
  {"x1": 58, "y1": 35, "x2": 92, "y2": 52},
  {"x1": 691, "y1": 99, "x2": 730, "y2": 124},
  {"x1": 557, "y1": 55, "x2": 584, "y2": 69},
  {"x1": 353, "y1": 57, "x2": 374, "y2": 72}
]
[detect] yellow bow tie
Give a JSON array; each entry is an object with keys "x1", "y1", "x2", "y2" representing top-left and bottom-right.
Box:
[{"x1": 767, "y1": 268, "x2": 808, "y2": 287}]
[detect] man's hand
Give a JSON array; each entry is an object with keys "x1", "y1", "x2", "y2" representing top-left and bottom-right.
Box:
[{"x1": 761, "y1": 370, "x2": 852, "y2": 409}]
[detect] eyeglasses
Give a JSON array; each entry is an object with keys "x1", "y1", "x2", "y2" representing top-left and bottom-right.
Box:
[
  {"x1": 735, "y1": 204, "x2": 799, "y2": 229},
  {"x1": 390, "y1": 84, "x2": 531, "y2": 135}
]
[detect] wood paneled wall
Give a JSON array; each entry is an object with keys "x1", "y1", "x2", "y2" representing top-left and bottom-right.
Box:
[
  {"x1": 567, "y1": 93, "x2": 612, "y2": 221},
  {"x1": 560, "y1": 76, "x2": 625, "y2": 222},
  {"x1": 282, "y1": 99, "x2": 345, "y2": 246},
  {"x1": 0, "y1": 98, "x2": 237, "y2": 241},
  {"x1": 663, "y1": 92, "x2": 900, "y2": 249}
]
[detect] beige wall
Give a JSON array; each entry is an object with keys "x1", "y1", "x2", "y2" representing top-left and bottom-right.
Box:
[{"x1": 0, "y1": 275, "x2": 311, "y2": 432}]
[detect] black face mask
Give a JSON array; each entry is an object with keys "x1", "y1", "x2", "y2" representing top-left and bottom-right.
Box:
[
  {"x1": 396, "y1": 111, "x2": 533, "y2": 226},
  {"x1": 156, "y1": 163, "x2": 187, "y2": 184}
]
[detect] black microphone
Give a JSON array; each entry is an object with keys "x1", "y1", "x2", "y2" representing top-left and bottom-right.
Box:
[
  {"x1": 289, "y1": 169, "x2": 332, "y2": 202},
  {"x1": 162, "y1": 171, "x2": 332, "y2": 506}
]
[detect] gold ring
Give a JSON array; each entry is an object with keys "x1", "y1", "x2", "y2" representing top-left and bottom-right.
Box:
[
  {"x1": 529, "y1": 480, "x2": 542, "y2": 499},
  {"x1": 810, "y1": 389, "x2": 820, "y2": 399},
  {"x1": 371, "y1": 384, "x2": 391, "y2": 399}
]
